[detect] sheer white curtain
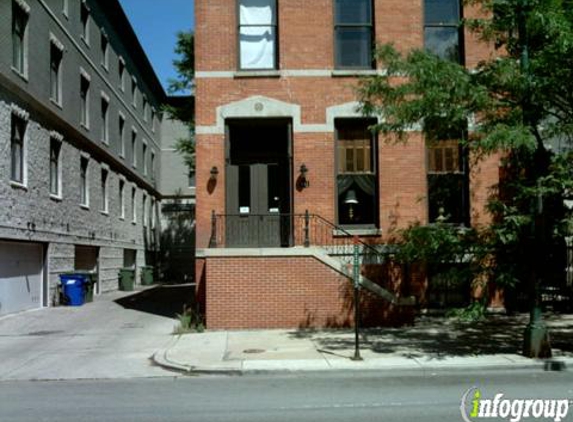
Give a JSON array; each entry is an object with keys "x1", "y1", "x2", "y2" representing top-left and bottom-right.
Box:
[{"x1": 239, "y1": 0, "x2": 276, "y2": 69}]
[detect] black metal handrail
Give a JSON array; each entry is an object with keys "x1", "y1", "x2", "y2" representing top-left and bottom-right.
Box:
[{"x1": 209, "y1": 210, "x2": 391, "y2": 264}]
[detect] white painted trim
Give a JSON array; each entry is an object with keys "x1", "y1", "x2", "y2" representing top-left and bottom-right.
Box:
[
  {"x1": 10, "y1": 104, "x2": 29, "y2": 121},
  {"x1": 80, "y1": 67, "x2": 91, "y2": 81},
  {"x1": 49, "y1": 130, "x2": 63, "y2": 142},
  {"x1": 195, "y1": 69, "x2": 388, "y2": 79},
  {"x1": 195, "y1": 71, "x2": 235, "y2": 78},
  {"x1": 196, "y1": 97, "x2": 385, "y2": 135},
  {"x1": 100, "y1": 90, "x2": 110, "y2": 103},
  {"x1": 14, "y1": 0, "x2": 31, "y2": 14},
  {"x1": 49, "y1": 33, "x2": 65, "y2": 52}
]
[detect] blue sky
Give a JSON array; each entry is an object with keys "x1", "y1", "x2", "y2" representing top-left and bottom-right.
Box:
[{"x1": 118, "y1": 0, "x2": 195, "y2": 92}]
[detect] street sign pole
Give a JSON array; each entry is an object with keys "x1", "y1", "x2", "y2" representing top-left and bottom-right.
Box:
[{"x1": 351, "y1": 236, "x2": 363, "y2": 361}]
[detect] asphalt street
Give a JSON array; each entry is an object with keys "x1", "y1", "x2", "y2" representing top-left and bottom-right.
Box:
[{"x1": 1, "y1": 369, "x2": 572, "y2": 422}]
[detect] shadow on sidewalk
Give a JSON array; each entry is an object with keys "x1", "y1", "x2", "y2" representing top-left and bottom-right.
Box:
[
  {"x1": 289, "y1": 314, "x2": 573, "y2": 360},
  {"x1": 114, "y1": 284, "x2": 195, "y2": 319}
]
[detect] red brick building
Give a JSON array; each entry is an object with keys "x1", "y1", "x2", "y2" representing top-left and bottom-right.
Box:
[{"x1": 195, "y1": 0, "x2": 500, "y2": 329}]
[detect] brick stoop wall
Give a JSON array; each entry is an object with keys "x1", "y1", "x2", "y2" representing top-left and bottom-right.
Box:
[{"x1": 204, "y1": 255, "x2": 415, "y2": 330}]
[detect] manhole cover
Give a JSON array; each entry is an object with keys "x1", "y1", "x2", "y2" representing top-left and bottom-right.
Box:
[{"x1": 243, "y1": 348, "x2": 265, "y2": 354}]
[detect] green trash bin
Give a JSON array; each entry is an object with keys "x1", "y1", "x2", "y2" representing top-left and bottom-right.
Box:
[
  {"x1": 141, "y1": 266, "x2": 154, "y2": 286},
  {"x1": 82, "y1": 273, "x2": 96, "y2": 302},
  {"x1": 119, "y1": 268, "x2": 135, "y2": 291}
]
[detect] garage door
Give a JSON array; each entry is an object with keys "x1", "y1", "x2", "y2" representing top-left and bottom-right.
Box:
[{"x1": 0, "y1": 241, "x2": 44, "y2": 316}]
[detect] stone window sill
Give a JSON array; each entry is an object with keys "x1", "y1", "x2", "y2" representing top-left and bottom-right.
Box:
[
  {"x1": 11, "y1": 67, "x2": 29, "y2": 82},
  {"x1": 234, "y1": 70, "x2": 280, "y2": 79},
  {"x1": 49, "y1": 98, "x2": 63, "y2": 109},
  {"x1": 331, "y1": 69, "x2": 378, "y2": 77},
  {"x1": 50, "y1": 193, "x2": 63, "y2": 202},
  {"x1": 10, "y1": 180, "x2": 28, "y2": 191}
]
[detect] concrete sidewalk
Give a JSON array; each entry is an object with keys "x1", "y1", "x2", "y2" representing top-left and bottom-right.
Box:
[{"x1": 153, "y1": 314, "x2": 573, "y2": 374}]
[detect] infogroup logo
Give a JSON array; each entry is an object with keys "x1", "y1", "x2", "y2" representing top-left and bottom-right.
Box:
[{"x1": 460, "y1": 387, "x2": 570, "y2": 422}]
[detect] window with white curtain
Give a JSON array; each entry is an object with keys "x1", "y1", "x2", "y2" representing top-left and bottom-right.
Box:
[{"x1": 238, "y1": 0, "x2": 277, "y2": 70}]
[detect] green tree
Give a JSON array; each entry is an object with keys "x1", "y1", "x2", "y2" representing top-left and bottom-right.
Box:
[
  {"x1": 357, "y1": 0, "x2": 573, "y2": 351},
  {"x1": 165, "y1": 30, "x2": 195, "y2": 173}
]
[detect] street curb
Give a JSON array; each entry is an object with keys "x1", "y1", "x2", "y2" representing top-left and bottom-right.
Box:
[
  {"x1": 151, "y1": 337, "x2": 572, "y2": 376},
  {"x1": 151, "y1": 336, "x2": 244, "y2": 376}
]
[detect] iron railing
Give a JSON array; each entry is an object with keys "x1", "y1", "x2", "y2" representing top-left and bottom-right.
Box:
[{"x1": 209, "y1": 210, "x2": 392, "y2": 265}]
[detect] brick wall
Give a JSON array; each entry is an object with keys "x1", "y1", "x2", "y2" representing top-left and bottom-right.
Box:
[
  {"x1": 195, "y1": 0, "x2": 502, "y2": 321},
  {"x1": 205, "y1": 255, "x2": 415, "y2": 329}
]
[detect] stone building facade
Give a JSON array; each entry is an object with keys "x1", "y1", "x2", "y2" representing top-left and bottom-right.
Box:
[
  {"x1": 195, "y1": 0, "x2": 501, "y2": 329},
  {"x1": 0, "y1": 0, "x2": 189, "y2": 316}
]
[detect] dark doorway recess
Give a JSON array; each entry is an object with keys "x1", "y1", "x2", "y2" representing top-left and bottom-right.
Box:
[{"x1": 226, "y1": 119, "x2": 292, "y2": 248}]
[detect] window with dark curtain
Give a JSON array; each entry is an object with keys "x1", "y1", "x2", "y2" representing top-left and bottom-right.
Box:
[
  {"x1": 424, "y1": 0, "x2": 462, "y2": 62},
  {"x1": 336, "y1": 119, "x2": 378, "y2": 227},
  {"x1": 334, "y1": 0, "x2": 373, "y2": 69}
]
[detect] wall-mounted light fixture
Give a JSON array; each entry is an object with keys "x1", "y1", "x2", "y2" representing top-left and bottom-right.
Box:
[
  {"x1": 210, "y1": 166, "x2": 219, "y2": 181},
  {"x1": 299, "y1": 163, "x2": 309, "y2": 188}
]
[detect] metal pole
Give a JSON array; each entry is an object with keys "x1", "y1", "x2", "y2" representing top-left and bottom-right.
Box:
[{"x1": 351, "y1": 236, "x2": 363, "y2": 361}]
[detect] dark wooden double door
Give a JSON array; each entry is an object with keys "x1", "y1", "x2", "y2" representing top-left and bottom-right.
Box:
[{"x1": 226, "y1": 120, "x2": 292, "y2": 248}]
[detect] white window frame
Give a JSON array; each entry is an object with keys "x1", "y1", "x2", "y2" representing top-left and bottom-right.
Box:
[
  {"x1": 10, "y1": 104, "x2": 29, "y2": 189},
  {"x1": 131, "y1": 76, "x2": 137, "y2": 108},
  {"x1": 49, "y1": 131, "x2": 64, "y2": 199},
  {"x1": 100, "y1": 91, "x2": 109, "y2": 144},
  {"x1": 150, "y1": 198, "x2": 155, "y2": 229},
  {"x1": 118, "y1": 177, "x2": 125, "y2": 220},
  {"x1": 100, "y1": 30, "x2": 109, "y2": 70},
  {"x1": 131, "y1": 127, "x2": 137, "y2": 168},
  {"x1": 100, "y1": 165, "x2": 109, "y2": 214},
  {"x1": 81, "y1": 1, "x2": 90, "y2": 46},
  {"x1": 80, "y1": 68, "x2": 91, "y2": 129},
  {"x1": 150, "y1": 150, "x2": 155, "y2": 179},
  {"x1": 12, "y1": 0, "x2": 30, "y2": 80},
  {"x1": 118, "y1": 112, "x2": 126, "y2": 158},
  {"x1": 142, "y1": 193, "x2": 148, "y2": 228},
  {"x1": 62, "y1": 0, "x2": 68, "y2": 18},
  {"x1": 142, "y1": 140, "x2": 148, "y2": 175},
  {"x1": 131, "y1": 186, "x2": 137, "y2": 224},
  {"x1": 143, "y1": 97, "x2": 148, "y2": 122},
  {"x1": 118, "y1": 56, "x2": 126, "y2": 91},
  {"x1": 49, "y1": 34, "x2": 65, "y2": 107},
  {"x1": 80, "y1": 153, "x2": 90, "y2": 208}
]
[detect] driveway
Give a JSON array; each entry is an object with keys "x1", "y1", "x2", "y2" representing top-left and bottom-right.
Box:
[{"x1": 0, "y1": 285, "x2": 193, "y2": 381}]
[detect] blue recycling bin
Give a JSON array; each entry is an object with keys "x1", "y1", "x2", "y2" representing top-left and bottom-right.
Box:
[{"x1": 60, "y1": 274, "x2": 88, "y2": 306}]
